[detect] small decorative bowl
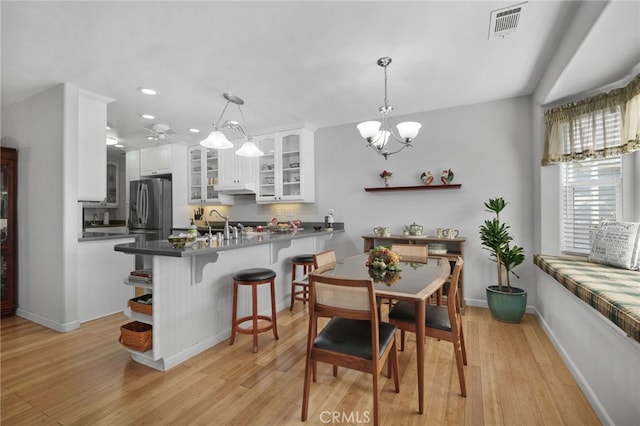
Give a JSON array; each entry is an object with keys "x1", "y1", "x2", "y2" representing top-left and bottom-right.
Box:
[{"x1": 168, "y1": 235, "x2": 187, "y2": 248}]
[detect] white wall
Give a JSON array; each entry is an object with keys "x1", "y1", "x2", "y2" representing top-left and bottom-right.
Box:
[{"x1": 1, "y1": 83, "x2": 80, "y2": 331}]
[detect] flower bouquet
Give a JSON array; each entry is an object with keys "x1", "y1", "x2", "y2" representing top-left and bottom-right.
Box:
[
  {"x1": 366, "y1": 246, "x2": 401, "y2": 271},
  {"x1": 368, "y1": 267, "x2": 402, "y2": 286}
]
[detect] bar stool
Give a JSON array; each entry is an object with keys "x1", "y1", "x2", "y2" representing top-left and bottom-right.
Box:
[
  {"x1": 230, "y1": 268, "x2": 279, "y2": 353},
  {"x1": 290, "y1": 254, "x2": 315, "y2": 310}
]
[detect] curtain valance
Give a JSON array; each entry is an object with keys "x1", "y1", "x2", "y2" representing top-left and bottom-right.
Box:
[{"x1": 542, "y1": 73, "x2": 640, "y2": 166}]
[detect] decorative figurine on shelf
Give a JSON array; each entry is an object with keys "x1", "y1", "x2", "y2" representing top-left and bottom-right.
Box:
[
  {"x1": 441, "y1": 169, "x2": 454, "y2": 184},
  {"x1": 420, "y1": 171, "x2": 434, "y2": 185},
  {"x1": 380, "y1": 170, "x2": 393, "y2": 187}
]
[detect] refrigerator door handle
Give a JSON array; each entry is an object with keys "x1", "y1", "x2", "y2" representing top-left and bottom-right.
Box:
[
  {"x1": 142, "y1": 183, "x2": 149, "y2": 225},
  {"x1": 136, "y1": 183, "x2": 143, "y2": 224}
]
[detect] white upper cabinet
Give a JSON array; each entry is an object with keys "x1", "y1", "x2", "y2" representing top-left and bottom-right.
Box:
[
  {"x1": 140, "y1": 144, "x2": 172, "y2": 176},
  {"x1": 77, "y1": 89, "x2": 114, "y2": 201},
  {"x1": 256, "y1": 127, "x2": 315, "y2": 204},
  {"x1": 216, "y1": 139, "x2": 258, "y2": 194},
  {"x1": 82, "y1": 161, "x2": 119, "y2": 208},
  {"x1": 187, "y1": 146, "x2": 234, "y2": 205}
]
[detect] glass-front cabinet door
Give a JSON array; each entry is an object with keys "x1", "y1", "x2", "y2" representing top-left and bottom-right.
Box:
[
  {"x1": 105, "y1": 162, "x2": 118, "y2": 206},
  {"x1": 280, "y1": 132, "x2": 302, "y2": 200},
  {"x1": 256, "y1": 134, "x2": 277, "y2": 201},
  {"x1": 188, "y1": 147, "x2": 203, "y2": 203},
  {"x1": 255, "y1": 127, "x2": 315, "y2": 204},
  {"x1": 188, "y1": 146, "x2": 233, "y2": 205}
]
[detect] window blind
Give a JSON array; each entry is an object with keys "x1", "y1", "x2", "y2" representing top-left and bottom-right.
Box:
[{"x1": 561, "y1": 157, "x2": 622, "y2": 254}]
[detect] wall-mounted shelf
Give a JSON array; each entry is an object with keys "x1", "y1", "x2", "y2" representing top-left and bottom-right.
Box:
[{"x1": 364, "y1": 184, "x2": 462, "y2": 192}]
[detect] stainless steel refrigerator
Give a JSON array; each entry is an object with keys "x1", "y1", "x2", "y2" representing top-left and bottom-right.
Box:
[{"x1": 129, "y1": 178, "x2": 172, "y2": 241}]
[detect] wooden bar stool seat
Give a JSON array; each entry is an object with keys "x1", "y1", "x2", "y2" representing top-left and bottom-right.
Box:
[
  {"x1": 290, "y1": 254, "x2": 315, "y2": 310},
  {"x1": 230, "y1": 268, "x2": 279, "y2": 353}
]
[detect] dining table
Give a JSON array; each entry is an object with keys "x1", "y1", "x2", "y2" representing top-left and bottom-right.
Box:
[{"x1": 319, "y1": 253, "x2": 451, "y2": 414}]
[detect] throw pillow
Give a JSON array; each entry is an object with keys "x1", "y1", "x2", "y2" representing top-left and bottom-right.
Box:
[{"x1": 589, "y1": 220, "x2": 640, "y2": 270}]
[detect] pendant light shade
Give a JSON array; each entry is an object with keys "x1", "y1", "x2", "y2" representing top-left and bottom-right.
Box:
[
  {"x1": 396, "y1": 122, "x2": 422, "y2": 141},
  {"x1": 356, "y1": 121, "x2": 382, "y2": 140},
  {"x1": 235, "y1": 141, "x2": 264, "y2": 157},
  {"x1": 200, "y1": 130, "x2": 233, "y2": 149}
]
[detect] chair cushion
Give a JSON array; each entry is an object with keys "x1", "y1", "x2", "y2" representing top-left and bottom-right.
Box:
[
  {"x1": 389, "y1": 301, "x2": 452, "y2": 332},
  {"x1": 233, "y1": 268, "x2": 276, "y2": 282},
  {"x1": 292, "y1": 254, "x2": 315, "y2": 264},
  {"x1": 314, "y1": 318, "x2": 397, "y2": 360}
]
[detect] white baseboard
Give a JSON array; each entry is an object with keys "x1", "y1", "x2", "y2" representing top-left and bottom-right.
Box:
[{"x1": 16, "y1": 308, "x2": 80, "y2": 333}]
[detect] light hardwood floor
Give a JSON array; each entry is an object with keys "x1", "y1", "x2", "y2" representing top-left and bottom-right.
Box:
[{"x1": 1, "y1": 306, "x2": 600, "y2": 425}]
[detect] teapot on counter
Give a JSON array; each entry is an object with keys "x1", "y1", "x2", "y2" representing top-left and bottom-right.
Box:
[{"x1": 408, "y1": 222, "x2": 423, "y2": 236}]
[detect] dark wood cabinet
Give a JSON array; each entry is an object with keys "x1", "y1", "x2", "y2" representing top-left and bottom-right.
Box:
[{"x1": 1, "y1": 147, "x2": 17, "y2": 316}]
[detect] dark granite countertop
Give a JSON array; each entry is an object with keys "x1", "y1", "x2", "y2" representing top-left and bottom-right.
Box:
[
  {"x1": 114, "y1": 228, "x2": 343, "y2": 257},
  {"x1": 78, "y1": 232, "x2": 139, "y2": 242}
]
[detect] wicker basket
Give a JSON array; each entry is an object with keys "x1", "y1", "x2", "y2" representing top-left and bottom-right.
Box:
[
  {"x1": 128, "y1": 293, "x2": 153, "y2": 316},
  {"x1": 119, "y1": 321, "x2": 152, "y2": 352}
]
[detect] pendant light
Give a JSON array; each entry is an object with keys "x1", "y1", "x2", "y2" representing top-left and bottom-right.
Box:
[
  {"x1": 200, "y1": 93, "x2": 263, "y2": 157},
  {"x1": 357, "y1": 57, "x2": 422, "y2": 160}
]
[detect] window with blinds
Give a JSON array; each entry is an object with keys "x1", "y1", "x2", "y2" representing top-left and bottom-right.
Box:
[{"x1": 560, "y1": 157, "x2": 622, "y2": 254}]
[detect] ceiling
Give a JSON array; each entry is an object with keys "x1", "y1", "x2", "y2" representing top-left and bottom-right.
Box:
[{"x1": 2, "y1": 1, "x2": 638, "y2": 151}]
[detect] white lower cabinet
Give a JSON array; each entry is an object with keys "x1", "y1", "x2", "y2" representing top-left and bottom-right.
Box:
[{"x1": 255, "y1": 127, "x2": 315, "y2": 203}]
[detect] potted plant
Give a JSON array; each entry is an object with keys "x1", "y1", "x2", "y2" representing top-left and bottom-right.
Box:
[{"x1": 479, "y1": 197, "x2": 527, "y2": 323}]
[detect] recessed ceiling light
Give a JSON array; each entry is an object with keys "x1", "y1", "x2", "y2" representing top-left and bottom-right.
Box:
[
  {"x1": 141, "y1": 114, "x2": 155, "y2": 120},
  {"x1": 147, "y1": 136, "x2": 156, "y2": 140},
  {"x1": 138, "y1": 87, "x2": 157, "y2": 95},
  {"x1": 115, "y1": 144, "x2": 124, "y2": 148},
  {"x1": 188, "y1": 128, "x2": 200, "y2": 133},
  {"x1": 105, "y1": 125, "x2": 111, "y2": 130},
  {"x1": 106, "y1": 137, "x2": 118, "y2": 145}
]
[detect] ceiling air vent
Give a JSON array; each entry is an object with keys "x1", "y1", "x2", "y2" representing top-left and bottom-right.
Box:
[{"x1": 488, "y1": 2, "x2": 527, "y2": 40}]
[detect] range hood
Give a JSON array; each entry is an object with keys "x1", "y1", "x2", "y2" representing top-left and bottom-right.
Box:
[{"x1": 214, "y1": 182, "x2": 256, "y2": 195}]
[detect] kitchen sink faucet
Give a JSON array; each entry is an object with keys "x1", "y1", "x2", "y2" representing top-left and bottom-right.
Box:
[{"x1": 208, "y1": 209, "x2": 230, "y2": 241}]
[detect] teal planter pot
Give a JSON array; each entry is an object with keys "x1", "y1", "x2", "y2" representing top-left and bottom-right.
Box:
[{"x1": 486, "y1": 286, "x2": 527, "y2": 323}]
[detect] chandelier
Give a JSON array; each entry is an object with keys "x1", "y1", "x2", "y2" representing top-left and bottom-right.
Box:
[
  {"x1": 200, "y1": 93, "x2": 264, "y2": 157},
  {"x1": 356, "y1": 57, "x2": 422, "y2": 160}
]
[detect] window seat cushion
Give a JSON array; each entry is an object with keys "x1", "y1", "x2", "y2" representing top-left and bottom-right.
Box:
[{"x1": 534, "y1": 254, "x2": 640, "y2": 344}]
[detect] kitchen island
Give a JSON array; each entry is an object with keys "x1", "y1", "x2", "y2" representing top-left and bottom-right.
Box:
[{"x1": 114, "y1": 228, "x2": 344, "y2": 371}]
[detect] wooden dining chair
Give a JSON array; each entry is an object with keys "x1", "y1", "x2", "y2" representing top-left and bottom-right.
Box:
[
  {"x1": 391, "y1": 243, "x2": 427, "y2": 259},
  {"x1": 313, "y1": 249, "x2": 337, "y2": 271},
  {"x1": 388, "y1": 257, "x2": 466, "y2": 396},
  {"x1": 391, "y1": 243, "x2": 444, "y2": 305},
  {"x1": 290, "y1": 250, "x2": 337, "y2": 311},
  {"x1": 301, "y1": 273, "x2": 400, "y2": 426}
]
